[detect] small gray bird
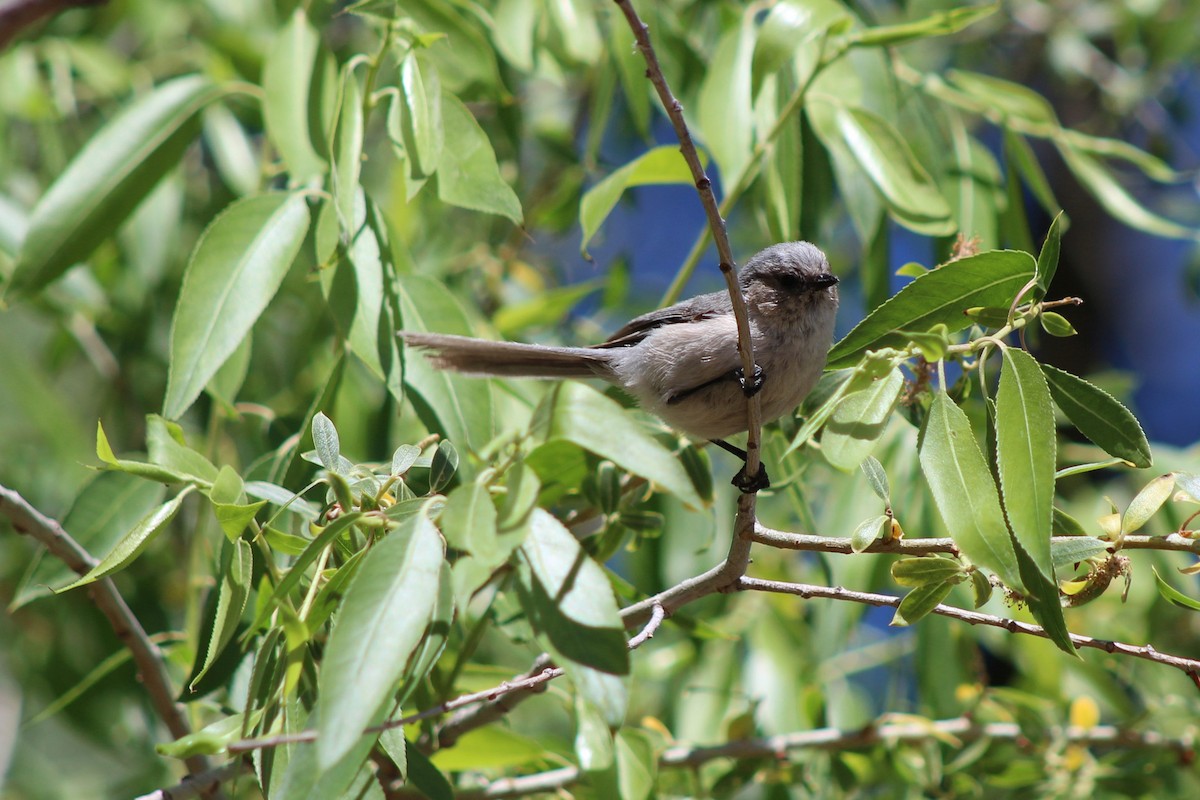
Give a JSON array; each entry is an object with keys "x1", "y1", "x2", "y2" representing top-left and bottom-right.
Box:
[{"x1": 400, "y1": 241, "x2": 839, "y2": 490}]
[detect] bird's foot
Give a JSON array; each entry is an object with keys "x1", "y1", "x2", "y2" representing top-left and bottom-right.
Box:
[
  {"x1": 731, "y1": 462, "x2": 770, "y2": 493},
  {"x1": 736, "y1": 364, "x2": 765, "y2": 398}
]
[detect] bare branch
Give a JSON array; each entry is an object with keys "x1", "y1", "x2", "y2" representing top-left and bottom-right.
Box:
[
  {"x1": 627, "y1": 601, "x2": 664, "y2": 649},
  {"x1": 0, "y1": 484, "x2": 210, "y2": 776},
  {"x1": 133, "y1": 760, "x2": 250, "y2": 800},
  {"x1": 456, "y1": 715, "x2": 1196, "y2": 798},
  {"x1": 610, "y1": 0, "x2": 765, "y2": 492},
  {"x1": 739, "y1": 576, "x2": 1200, "y2": 684},
  {"x1": 0, "y1": 0, "x2": 106, "y2": 50}
]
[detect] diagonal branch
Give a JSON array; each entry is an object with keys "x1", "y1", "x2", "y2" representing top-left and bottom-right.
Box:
[{"x1": 0, "y1": 484, "x2": 211, "y2": 777}]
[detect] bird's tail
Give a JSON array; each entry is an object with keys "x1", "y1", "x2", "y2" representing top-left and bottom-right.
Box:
[{"x1": 399, "y1": 332, "x2": 614, "y2": 380}]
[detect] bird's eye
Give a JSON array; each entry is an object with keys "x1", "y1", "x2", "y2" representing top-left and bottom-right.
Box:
[{"x1": 774, "y1": 274, "x2": 802, "y2": 292}]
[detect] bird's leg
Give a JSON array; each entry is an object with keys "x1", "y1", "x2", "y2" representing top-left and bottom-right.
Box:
[{"x1": 709, "y1": 438, "x2": 771, "y2": 493}]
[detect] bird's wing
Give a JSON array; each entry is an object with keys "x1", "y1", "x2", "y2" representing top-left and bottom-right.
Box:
[{"x1": 591, "y1": 290, "x2": 729, "y2": 349}]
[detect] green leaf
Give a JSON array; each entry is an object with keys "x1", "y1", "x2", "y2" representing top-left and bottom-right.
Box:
[
  {"x1": 891, "y1": 580, "x2": 954, "y2": 626},
  {"x1": 1040, "y1": 364, "x2": 1152, "y2": 468},
  {"x1": 1040, "y1": 312, "x2": 1077, "y2": 337},
  {"x1": 947, "y1": 69, "x2": 1057, "y2": 125},
  {"x1": 834, "y1": 104, "x2": 954, "y2": 235},
  {"x1": 920, "y1": 392, "x2": 1023, "y2": 590},
  {"x1": 330, "y1": 66, "x2": 364, "y2": 234},
  {"x1": 850, "y1": 514, "x2": 888, "y2": 553},
  {"x1": 996, "y1": 348, "x2": 1055, "y2": 582},
  {"x1": 580, "y1": 146, "x2": 698, "y2": 256},
  {"x1": 518, "y1": 509, "x2": 629, "y2": 675},
  {"x1": 317, "y1": 506, "x2": 444, "y2": 768},
  {"x1": 398, "y1": 275, "x2": 496, "y2": 453},
  {"x1": 57, "y1": 487, "x2": 194, "y2": 592},
  {"x1": 6, "y1": 75, "x2": 222, "y2": 299},
  {"x1": 157, "y1": 713, "x2": 245, "y2": 759},
  {"x1": 891, "y1": 556, "x2": 966, "y2": 587},
  {"x1": 1050, "y1": 537, "x2": 1109, "y2": 571},
  {"x1": 1034, "y1": 211, "x2": 1065, "y2": 296},
  {"x1": 429, "y1": 725, "x2": 544, "y2": 771},
  {"x1": 248, "y1": 511, "x2": 364, "y2": 634},
  {"x1": 436, "y1": 92, "x2": 521, "y2": 223},
  {"x1": 531, "y1": 382, "x2": 704, "y2": 509},
  {"x1": 94, "y1": 421, "x2": 198, "y2": 485},
  {"x1": 10, "y1": 473, "x2": 163, "y2": 609},
  {"x1": 1122, "y1": 473, "x2": 1175, "y2": 536},
  {"x1": 861, "y1": 456, "x2": 891, "y2": 503},
  {"x1": 191, "y1": 537, "x2": 253, "y2": 687},
  {"x1": 1057, "y1": 144, "x2": 1200, "y2": 241},
  {"x1": 146, "y1": 415, "x2": 219, "y2": 484},
  {"x1": 1152, "y1": 567, "x2": 1200, "y2": 612},
  {"x1": 575, "y1": 695, "x2": 615, "y2": 772},
  {"x1": 202, "y1": 103, "x2": 260, "y2": 196},
  {"x1": 1015, "y1": 545, "x2": 1075, "y2": 655},
  {"x1": 849, "y1": 4, "x2": 997, "y2": 47},
  {"x1": 493, "y1": 280, "x2": 601, "y2": 337},
  {"x1": 397, "y1": 53, "x2": 443, "y2": 180},
  {"x1": 429, "y1": 440, "x2": 459, "y2": 493},
  {"x1": 615, "y1": 728, "x2": 657, "y2": 800},
  {"x1": 828, "y1": 250, "x2": 1036, "y2": 368},
  {"x1": 1004, "y1": 131, "x2": 1060, "y2": 217},
  {"x1": 311, "y1": 412, "x2": 341, "y2": 473},
  {"x1": 262, "y1": 9, "x2": 333, "y2": 183},
  {"x1": 441, "y1": 481, "x2": 501, "y2": 562},
  {"x1": 821, "y1": 367, "x2": 904, "y2": 471},
  {"x1": 163, "y1": 192, "x2": 310, "y2": 419},
  {"x1": 697, "y1": 10, "x2": 755, "y2": 186}
]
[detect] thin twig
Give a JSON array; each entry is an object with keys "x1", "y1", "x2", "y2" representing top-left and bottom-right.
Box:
[
  {"x1": 752, "y1": 524, "x2": 1200, "y2": 556},
  {"x1": 0, "y1": 484, "x2": 211, "y2": 777},
  {"x1": 133, "y1": 760, "x2": 251, "y2": 800},
  {"x1": 456, "y1": 715, "x2": 1195, "y2": 798},
  {"x1": 611, "y1": 0, "x2": 765, "y2": 492},
  {"x1": 627, "y1": 601, "x2": 664, "y2": 648},
  {"x1": 0, "y1": 0, "x2": 106, "y2": 50},
  {"x1": 738, "y1": 577, "x2": 1200, "y2": 684}
]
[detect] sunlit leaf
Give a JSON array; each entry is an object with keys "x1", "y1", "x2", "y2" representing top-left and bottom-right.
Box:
[
  {"x1": 262, "y1": 9, "x2": 333, "y2": 183},
  {"x1": 920, "y1": 392, "x2": 1023, "y2": 589},
  {"x1": 1122, "y1": 473, "x2": 1175, "y2": 536},
  {"x1": 164, "y1": 192, "x2": 310, "y2": 419},
  {"x1": 580, "y1": 147, "x2": 698, "y2": 256},
  {"x1": 7, "y1": 76, "x2": 222, "y2": 299},
  {"x1": 821, "y1": 367, "x2": 904, "y2": 471},
  {"x1": 1040, "y1": 364, "x2": 1152, "y2": 468},
  {"x1": 1152, "y1": 567, "x2": 1200, "y2": 612},
  {"x1": 436, "y1": 92, "x2": 521, "y2": 223}
]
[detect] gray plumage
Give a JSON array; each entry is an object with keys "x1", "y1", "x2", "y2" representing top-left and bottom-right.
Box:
[{"x1": 399, "y1": 242, "x2": 839, "y2": 440}]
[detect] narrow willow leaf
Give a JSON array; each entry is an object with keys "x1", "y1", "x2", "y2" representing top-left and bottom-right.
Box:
[
  {"x1": 532, "y1": 382, "x2": 703, "y2": 509},
  {"x1": 247, "y1": 511, "x2": 364, "y2": 634},
  {"x1": 146, "y1": 415, "x2": 219, "y2": 484},
  {"x1": 11, "y1": 472, "x2": 164, "y2": 609},
  {"x1": 428, "y1": 440, "x2": 459, "y2": 493},
  {"x1": 850, "y1": 4, "x2": 996, "y2": 46},
  {"x1": 317, "y1": 507, "x2": 444, "y2": 768},
  {"x1": 891, "y1": 580, "x2": 954, "y2": 626},
  {"x1": 575, "y1": 695, "x2": 615, "y2": 772},
  {"x1": 947, "y1": 69, "x2": 1057, "y2": 125},
  {"x1": 1122, "y1": 473, "x2": 1175, "y2": 536},
  {"x1": 1058, "y1": 144, "x2": 1200, "y2": 241},
  {"x1": 861, "y1": 456, "x2": 891, "y2": 503},
  {"x1": 192, "y1": 537, "x2": 253, "y2": 687},
  {"x1": 518, "y1": 509, "x2": 629, "y2": 675},
  {"x1": 493, "y1": 280, "x2": 602, "y2": 337},
  {"x1": 1040, "y1": 312, "x2": 1076, "y2": 337},
  {"x1": 94, "y1": 421, "x2": 197, "y2": 485},
  {"x1": 202, "y1": 103, "x2": 260, "y2": 196},
  {"x1": 828, "y1": 250, "x2": 1036, "y2": 368},
  {"x1": 1034, "y1": 211, "x2": 1065, "y2": 295},
  {"x1": 996, "y1": 348, "x2": 1055, "y2": 581},
  {"x1": 398, "y1": 53, "x2": 443, "y2": 179},
  {"x1": 436, "y1": 92, "x2": 521, "y2": 223},
  {"x1": 262, "y1": 9, "x2": 331, "y2": 182},
  {"x1": 428, "y1": 726, "x2": 544, "y2": 772},
  {"x1": 822, "y1": 367, "x2": 904, "y2": 470},
  {"x1": 311, "y1": 412, "x2": 340, "y2": 473},
  {"x1": 164, "y1": 192, "x2": 310, "y2": 419},
  {"x1": 891, "y1": 556, "x2": 966, "y2": 587},
  {"x1": 835, "y1": 104, "x2": 954, "y2": 234},
  {"x1": 156, "y1": 713, "x2": 245, "y2": 759},
  {"x1": 440, "y1": 481, "x2": 500, "y2": 561},
  {"x1": 1015, "y1": 546, "x2": 1075, "y2": 655},
  {"x1": 697, "y1": 10, "x2": 755, "y2": 186},
  {"x1": 1176, "y1": 473, "x2": 1200, "y2": 504},
  {"x1": 398, "y1": 275, "x2": 495, "y2": 453},
  {"x1": 330, "y1": 67, "x2": 363, "y2": 234},
  {"x1": 615, "y1": 729, "x2": 657, "y2": 800},
  {"x1": 579, "y1": 146, "x2": 697, "y2": 255},
  {"x1": 397, "y1": 561, "x2": 455, "y2": 707},
  {"x1": 7, "y1": 76, "x2": 222, "y2": 299},
  {"x1": 1040, "y1": 364, "x2": 1152, "y2": 468},
  {"x1": 1003, "y1": 130, "x2": 1060, "y2": 217},
  {"x1": 1153, "y1": 567, "x2": 1200, "y2": 612},
  {"x1": 58, "y1": 487, "x2": 194, "y2": 592},
  {"x1": 920, "y1": 392, "x2": 1023, "y2": 589}
]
